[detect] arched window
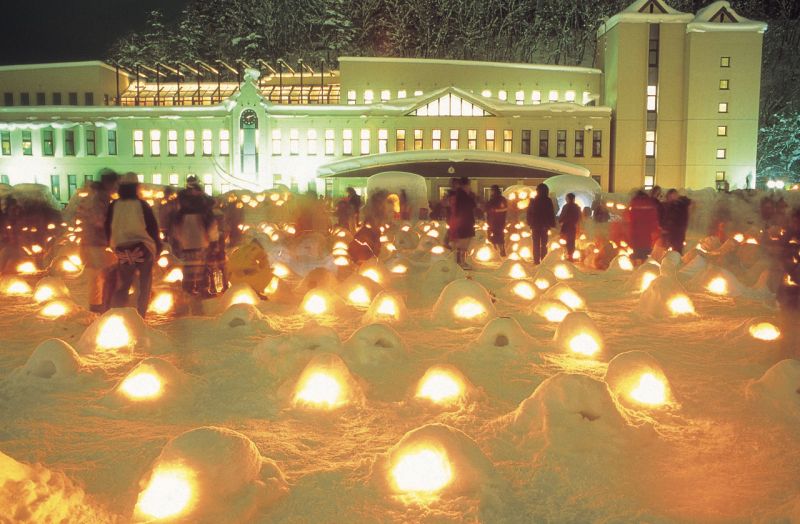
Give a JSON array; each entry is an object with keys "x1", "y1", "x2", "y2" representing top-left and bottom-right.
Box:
[{"x1": 240, "y1": 109, "x2": 258, "y2": 129}]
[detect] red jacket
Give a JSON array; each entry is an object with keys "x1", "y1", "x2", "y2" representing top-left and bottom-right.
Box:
[{"x1": 628, "y1": 195, "x2": 659, "y2": 250}]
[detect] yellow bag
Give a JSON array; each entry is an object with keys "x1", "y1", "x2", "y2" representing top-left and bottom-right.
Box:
[{"x1": 227, "y1": 240, "x2": 273, "y2": 293}]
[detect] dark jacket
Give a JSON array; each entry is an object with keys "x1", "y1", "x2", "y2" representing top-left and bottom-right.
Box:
[
  {"x1": 449, "y1": 188, "x2": 477, "y2": 239},
  {"x1": 527, "y1": 196, "x2": 556, "y2": 230},
  {"x1": 559, "y1": 202, "x2": 581, "y2": 234},
  {"x1": 662, "y1": 197, "x2": 691, "y2": 236},
  {"x1": 485, "y1": 195, "x2": 508, "y2": 231}
]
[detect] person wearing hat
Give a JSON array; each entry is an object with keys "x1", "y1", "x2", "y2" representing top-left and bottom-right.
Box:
[
  {"x1": 174, "y1": 175, "x2": 214, "y2": 297},
  {"x1": 104, "y1": 172, "x2": 161, "y2": 317}
]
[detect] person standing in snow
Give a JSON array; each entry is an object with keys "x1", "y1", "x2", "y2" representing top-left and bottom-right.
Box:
[
  {"x1": 661, "y1": 189, "x2": 691, "y2": 254},
  {"x1": 105, "y1": 172, "x2": 161, "y2": 317},
  {"x1": 174, "y1": 176, "x2": 214, "y2": 297},
  {"x1": 345, "y1": 187, "x2": 361, "y2": 231},
  {"x1": 448, "y1": 177, "x2": 477, "y2": 268},
  {"x1": 559, "y1": 193, "x2": 582, "y2": 262},
  {"x1": 527, "y1": 183, "x2": 556, "y2": 264},
  {"x1": 485, "y1": 185, "x2": 508, "y2": 257},
  {"x1": 628, "y1": 190, "x2": 659, "y2": 264}
]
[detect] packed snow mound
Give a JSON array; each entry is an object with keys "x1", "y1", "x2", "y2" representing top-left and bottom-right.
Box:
[
  {"x1": 746, "y1": 359, "x2": 800, "y2": 417},
  {"x1": 253, "y1": 323, "x2": 341, "y2": 378},
  {"x1": 133, "y1": 426, "x2": 288, "y2": 523},
  {"x1": 75, "y1": 308, "x2": 168, "y2": 355},
  {"x1": 530, "y1": 298, "x2": 572, "y2": 324},
  {"x1": 473, "y1": 316, "x2": 534, "y2": 351},
  {"x1": 341, "y1": 323, "x2": 407, "y2": 370},
  {"x1": 686, "y1": 265, "x2": 747, "y2": 298},
  {"x1": 361, "y1": 291, "x2": 409, "y2": 325},
  {"x1": 392, "y1": 228, "x2": 419, "y2": 250},
  {"x1": 626, "y1": 261, "x2": 661, "y2": 293},
  {"x1": 294, "y1": 267, "x2": 339, "y2": 295},
  {"x1": 605, "y1": 351, "x2": 675, "y2": 409},
  {"x1": 431, "y1": 279, "x2": 496, "y2": 326},
  {"x1": 553, "y1": 312, "x2": 604, "y2": 358},
  {"x1": 37, "y1": 298, "x2": 82, "y2": 320},
  {"x1": 606, "y1": 254, "x2": 635, "y2": 275},
  {"x1": 471, "y1": 243, "x2": 502, "y2": 266},
  {"x1": 218, "y1": 303, "x2": 276, "y2": 334},
  {"x1": 420, "y1": 259, "x2": 466, "y2": 296},
  {"x1": 0, "y1": 451, "x2": 112, "y2": 523},
  {"x1": 659, "y1": 250, "x2": 682, "y2": 276},
  {"x1": 32, "y1": 276, "x2": 70, "y2": 303},
  {"x1": 298, "y1": 287, "x2": 346, "y2": 317},
  {"x1": 212, "y1": 282, "x2": 262, "y2": 313},
  {"x1": 356, "y1": 259, "x2": 392, "y2": 286},
  {"x1": 288, "y1": 352, "x2": 364, "y2": 410},
  {"x1": 505, "y1": 373, "x2": 634, "y2": 452},
  {"x1": 637, "y1": 275, "x2": 697, "y2": 319},
  {"x1": 532, "y1": 267, "x2": 557, "y2": 291},
  {"x1": 337, "y1": 273, "x2": 383, "y2": 309},
  {"x1": 677, "y1": 250, "x2": 708, "y2": 279},
  {"x1": 495, "y1": 259, "x2": 531, "y2": 279},
  {"x1": 371, "y1": 423, "x2": 495, "y2": 498},
  {"x1": 105, "y1": 357, "x2": 187, "y2": 407},
  {"x1": 16, "y1": 339, "x2": 83, "y2": 381},
  {"x1": 0, "y1": 275, "x2": 33, "y2": 296},
  {"x1": 413, "y1": 365, "x2": 475, "y2": 407},
  {"x1": 544, "y1": 282, "x2": 587, "y2": 311}
]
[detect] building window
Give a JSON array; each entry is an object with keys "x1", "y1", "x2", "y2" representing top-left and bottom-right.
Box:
[
  {"x1": 450, "y1": 129, "x2": 459, "y2": 150},
  {"x1": 36, "y1": 92, "x2": 45, "y2": 105},
  {"x1": 521, "y1": 130, "x2": 531, "y2": 155},
  {"x1": 414, "y1": 129, "x2": 423, "y2": 150},
  {"x1": 220, "y1": 129, "x2": 230, "y2": 156},
  {"x1": 271, "y1": 129, "x2": 282, "y2": 155},
  {"x1": 64, "y1": 130, "x2": 75, "y2": 156},
  {"x1": 468, "y1": 129, "x2": 477, "y2": 150},
  {"x1": 50, "y1": 175, "x2": 61, "y2": 200},
  {"x1": 645, "y1": 131, "x2": 656, "y2": 157},
  {"x1": 364, "y1": 90, "x2": 374, "y2": 104},
  {"x1": 719, "y1": 79, "x2": 729, "y2": 90},
  {"x1": 307, "y1": 129, "x2": 318, "y2": 155},
  {"x1": 20, "y1": 93, "x2": 30, "y2": 106},
  {"x1": 68, "y1": 92, "x2": 78, "y2": 105},
  {"x1": 203, "y1": 174, "x2": 213, "y2": 195},
  {"x1": 716, "y1": 148, "x2": 726, "y2": 159},
  {"x1": 380, "y1": 90, "x2": 390, "y2": 102},
  {"x1": 83, "y1": 174, "x2": 93, "y2": 186},
  {"x1": 185, "y1": 130, "x2": 195, "y2": 156},
  {"x1": 538, "y1": 130, "x2": 549, "y2": 157},
  {"x1": 718, "y1": 102, "x2": 728, "y2": 113},
  {"x1": 716, "y1": 170, "x2": 726, "y2": 181},
  {"x1": 413, "y1": 90, "x2": 423, "y2": 97},
  {"x1": 717, "y1": 125, "x2": 728, "y2": 136},
  {"x1": 347, "y1": 90, "x2": 356, "y2": 105},
  {"x1": 515, "y1": 90, "x2": 524, "y2": 105},
  {"x1": 167, "y1": 130, "x2": 178, "y2": 156},
  {"x1": 378, "y1": 129, "x2": 388, "y2": 153},
  {"x1": 133, "y1": 130, "x2": 144, "y2": 156},
  {"x1": 649, "y1": 38, "x2": 659, "y2": 67},
  {"x1": 485, "y1": 129, "x2": 496, "y2": 151},
  {"x1": 396, "y1": 129, "x2": 406, "y2": 152},
  {"x1": 431, "y1": 129, "x2": 441, "y2": 150},
  {"x1": 592, "y1": 130, "x2": 602, "y2": 157},
  {"x1": 108, "y1": 130, "x2": 117, "y2": 155},
  {"x1": 52, "y1": 93, "x2": 62, "y2": 105},
  {"x1": 644, "y1": 175, "x2": 655, "y2": 189},
  {"x1": 202, "y1": 129, "x2": 212, "y2": 156},
  {"x1": 503, "y1": 129, "x2": 513, "y2": 153},
  {"x1": 150, "y1": 129, "x2": 161, "y2": 156},
  {"x1": 86, "y1": 129, "x2": 96, "y2": 156},
  {"x1": 647, "y1": 85, "x2": 657, "y2": 111},
  {"x1": 325, "y1": 129, "x2": 335, "y2": 155},
  {"x1": 574, "y1": 130, "x2": 584, "y2": 157},
  {"x1": 481, "y1": 89, "x2": 492, "y2": 98},
  {"x1": 343, "y1": 129, "x2": 353, "y2": 155},
  {"x1": 152, "y1": 173, "x2": 162, "y2": 185},
  {"x1": 720, "y1": 56, "x2": 730, "y2": 67},
  {"x1": 68, "y1": 174, "x2": 78, "y2": 198},
  {"x1": 84, "y1": 93, "x2": 94, "y2": 105},
  {"x1": 169, "y1": 173, "x2": 179, "y2": 186},
  {"x1": 555, "y1": 130, "x2": 566, "y2": 157},
  {"x1": 565, "y1": 90, "x2": 576, "y2": 103},
  {"x1": 0, "y1": 131, "x2": 10, "y2": 155},
  {"x1": 548, "y1": 90, "x2": 558, "y2": 102},
  {"x1": 42, "y1": 129, "x2": 54, "y2": 156},
  {"x1": 397, "y1": 90, "x2": 407, "y2": 99},
  {"x1": 498, "y1": 90, "x2": 507, "y2": 101},
  {"x1": 360, "y1": 129, "x2": 370, "y2": 155},
  {"x1": 289, "y1": 128, "x2": 300, "y2": 155},
  {"x1": 21, "y1": 131, "x2": 33, "y2": 155},
  {"x1": 3, "y1": 93, "x2": 12, "y2": 106}
]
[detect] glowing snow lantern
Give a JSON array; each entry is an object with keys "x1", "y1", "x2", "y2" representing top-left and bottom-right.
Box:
[
  {"x1": 452, "y1": 297, "x2": 486, "y2": 320},
  {"x1": 508, "y1": 262, "x2": 528, "y2": 279},
  {"x1": 640, "y1": 271, "x2": 658, "y2": 292},
  {"x1": 272, "y1": 263, "x2": 290, "y2": 279},
  {"x1": 749, "y1": 322, "x2": 781, "y2": 341},
  {"x1": 568, "y1": 333, "x2": 600, "y2": 356},
  {"x1": 294, "y1": 371, "x2": 344, "y2": 409},
  {"x1": 16, "y1": 261, "x2": 37, "y2": 274},
  {"x1": 33, "y1": 285, "x2": 55, "y2": 303},
  {"x1": 157, "y1": 256, "x2": 169, "y2": 268},
  {"x1": 541, "y1": 302, "x2": 570, "y2": 323},
  {"x1": 96, "y1": 315, "x2": 132, "y2": 351},
  {"x1": 4, "y1": 278, "x2": 32, "y2": 295},
  {"x1": 416, "y1": 368, "x2": 465, "y2": 405},
  {"x1": 706, "y1": 276, "x2": 728, "y2": 295},
  {"x1": 120, "y1": 371, "x2": 163, "y2": 400},
  {"x1": 61, "y1": 259, "x2": 80, "y2": 273},
  {"x1": 163, "y1": 267, "x2": 183, "y2": 283},
  {"x1": 302, "y1": 292, "x2": 329, "y2": 315},
  {"x1": 391, "y1": 448, "x2": 453, "y2": 496},
  {"x1": 31, "y1": 244, "x2": 43, "y2": 254},
  {"x1": 629, "y1": 373, "x2": 667, "y2": 406},
  {"x1": 511, "y1": 280, "x2": 536, "y2": 300},
  {"x1": 733, "y1": 233, "x2": 744, "y2": 243},
  {"x1": 262, "y1": 276, "x2": 280, "y2": 296},
  {"x1": 553, "y1": 287, "x2": 585, "y2": 310},
  {"x1": 618, "y1": 255, "x2": 634, "y2": 271},
  {"x1": 334, "y1": 256, "x2": 350, "y2": 266},
  {"x1": 40, "y1": 300, "x2": 70, "y2": 319},
  {"x1": 149, "y1": 291, "x2": 174, "y2": 315},
  {"x1": 534, "y1": 277, "x2": 551, "y2": 290},
  {"x1": 135, "y1": 467, "x2": 195, "y2": 520},
  {"x1": 390, "y1": 263, "x2": 408, "y2": 274},
  {"x1": 552, "y1": 263, "x2": 573, "y2": 280},
  {"x1": 347, "y1": 285, "x2": 372, "y2": 307},
  {"x1": 667, "y1": 295, "x2": 695, "y2": 316},
  {"x1": 68, "y1": 254, "x2": 82, "y2": 266},
  {"x1": 230, "y1": 289, "x2": 257, "y2": 306},
  {"x1": 430, "y1": 245, "x2": 445, "y2": 255},
  {"x1": 360, "y1": 268, "x2": 382, "y2": 284},
  {"x1": 549, "y1": 241, "x2": 561, "y2": 251},
  {"x1": 475, "y1": 245, "x2": 493, "y2": 262}
]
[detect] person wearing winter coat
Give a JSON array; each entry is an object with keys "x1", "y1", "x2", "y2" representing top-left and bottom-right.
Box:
[
  {"x1": 661, "y1": 189, "x2": 691, "y2": 254},
  {"x1": 77, "y1": 170, "x2": 118, "y2": 312},
  {"x1": 448, "y1": 177, "x2": 477, "y2": 268},
  {"x1": 105, "y1": 172, "x2": 161, "y2": 317},
  {"x1": 526, "y1": 183, "x2": 556, "y2": 264},
  {"x1": 559, "y1": 193, "x2": 582, "y2": 262},
  {"x1": 174, "y1": 176, "x2": 214, "y2": 296},
  {"x1": 485, "y1": 185, "x2": 508, "y2": 257},
  {"x1": 628, "y1": 190, "x2": 660, "y2": 263}
]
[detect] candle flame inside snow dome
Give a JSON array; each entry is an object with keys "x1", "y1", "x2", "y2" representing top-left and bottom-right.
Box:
[
  {"x1": 163, "y1": 267, "x2": 183, "y2": 283},
  {"x1": 302, "y1": 292, "x2": 329, "y2": 315},
  {"x1": 508, "y1": 263, "x2": 528, "y2": 279},
  {"x1": 749, "y1": 322, "x2": 781, "y2": 341},
  {"x1": 61, "y1": 260, "x2": 80, "y2": 273},
  {"x1": 40, "y1": 300, "x2": 69, "y2": 319},
  {"x1": 555, "y1": 288, "x2": 584, "y2": 310},
  {"x1": 618, "y1": 255, "x2": 634, "y2": 271},
  {"x1": 706, "y1": 276, "x2": 728, "y2": 295},
  {"x1": 629, "y1": 372, "x2": 667, "y2": 406},
  {"x1": 347, "y1": 286, "x2": 372, "y2": 307},
  {"x1": 511, "y1": 281, "x2": 536, "y2": 300},
  {"x1": 667, "y1": 295, "x2": 695, "y2": 316},
  {"x1": 391, "y1": 447, "x2": 453, "y2": 497},
  {"x1": 96, "y1": 315, "x2": 132, "y2": 351},
  {"x1": 534, "y1": 277, "x2": 551, "y2": 290},
  {"x1": 375, "y1": 296, "x2": 399, "y2": 318},
  {"x1": 568, "y1": 333, "x2": 600, "y2": 357},
  {"x1": 33, "y1": 285, "x2": 56, "y2": 303},
  {"x1": 543, "y1": 303, "x2": 570, "y2": 323},
  {"x1": 294, "y1": 371, "x2": 344, "y2": 409},
  {"x1": 149, "y1": 291, "x2": 174, "y2": 315},
  {"x1": 475, "y1": 245, "x2": 493, "y2": 262},
  {"x1": 230, "y1": 289, "x2": 257, "y2": 306},
  {"x1": 452, "y1": 297, "x2": 486, "y2": 320},
  {"x1": 430, "y1": 245, "x2": 445, "y2": 255},
  {"x1": 135, "y1": 466, "x2": 195, "y2": 520},
  {"x1": 333, "y1": 256, "x2": 350, "y2": 266},
  {"x1": 640, "y1": 272, "x2": 658, "y2": 292},
  {"x1": 553, "y1": 263, "x2": 573, "y2": 280},
  {"x1": 390, "y1": 263, "x2": 408, "y2": 274},
  {"x1": 360, "y1": 268, "x2": 382, "y2": 284},
  {"x1": 16, "y1": 261, "x2": 37, "y2": 274},
  {"x1": 272, "y1": 263, "x2": 290, "y2": 279},
  {"x1": 416, "y1": 369, "x2": 465, "y2": 405},
  {"x1": 120, "y1": 371, "x2": 163, "y2": 400},
  {"x1": 157, "y1": 256, "x2": 169, "y2": 268},
  {"x1": 5, "y1": 278, "x2": 32, "y2": 295}
]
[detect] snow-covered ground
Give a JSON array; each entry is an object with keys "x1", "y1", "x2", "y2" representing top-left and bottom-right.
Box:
[{"x1": 1, "y1": 199, "x2": 799, "y2": 523}]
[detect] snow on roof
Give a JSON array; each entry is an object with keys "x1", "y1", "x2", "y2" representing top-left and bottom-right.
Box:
[
  {"x1": 0, "y1": 102, "x2": 230, "y2": 127},
  {"x1": 687, "y1": 1, "x2": 767, "y2": 33},
  {"x1": 0, "y1": 61, "x2": 127, "y2": 76},
  {"x1": 598, "y1": 0, "x2": 693, "y2": 37},
  {"x1": 338, "y1": 56, "x2": 602, "y2": 76},
  {"x1": 316, "y1": 149, "x2": 591, "y2": 178}
]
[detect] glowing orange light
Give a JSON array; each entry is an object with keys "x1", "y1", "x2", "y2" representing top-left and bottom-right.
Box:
[
  {"x1": 749, "y1": 322, "x2": 780, "y2": 341},
  {"x1": 391, "y1": 448, "x2": 453, "y2": 496},
  {"x1": 667, "y1": 295, "x2": 695, "y2": 315},
  {"x1": 629, "y1": 373, "x2": 667, "y2": 406},
  {"x1": 452, "y1": 297, "x2": 486, "y2": 320},
  {"x1": 136, "y1": 467, "x2": 195, "y2": 520},
  {"x1": 511, "y1": 281, "x2": 536, "y2": 300},
  {"x1": 706, "y1": 277, "x2": 728, "y2": 295},
  {"x1": 294, "y1": 371, "x2": 344, "y2": 409},
  {"x1": 568, "y1": 333, "x2": 600, "y2": 356}
]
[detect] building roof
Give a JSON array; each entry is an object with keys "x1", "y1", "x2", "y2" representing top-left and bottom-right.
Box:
[
  {"x1": 687, "y1": 1, "x2": 767, "y2": 33},
  {"x1": 339, "y1": 56, "x2": 602, "y2": 75},
  {"x1": 598, "y1": 0, "x2": 693, "y2": 37},
  {"x1": 0, "y1": 60, "x2": 128, "y2": 76}
]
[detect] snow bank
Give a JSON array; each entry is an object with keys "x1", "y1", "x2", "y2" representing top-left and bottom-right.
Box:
[
  {"x1": 132, "y1": 426, "x2": 288, "y2": 522},
  {"x1": 605, "y1": 351, "x2": 675, "y2": 409},
  {"x1": 431, "y1": 278, "x2": 496, "y2": 326}
]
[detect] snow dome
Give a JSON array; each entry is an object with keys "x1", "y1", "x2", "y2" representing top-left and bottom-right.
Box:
[
  {"x1": 531, "y1": 298, "x2": 572, "y2": 323},
  {"x1": 607, "y1": 254, "x2": 635, "y2": 275},
  {"x1": 75, "y1": 308, "x2": 167, "y2": 355},
  {"x1": 473, "y1": 316, "x2": 534, "y2": 351},
  {"x1": 217, "y1": 282, "x2": 262, "y2": 312},
  {"x1": 298, "y1": 287, "x2": 346, "y2": 317},
  {"x1": 604, "y1": 351, "x2": 674, "y2": 409},
  {"x1": 290, "y1": 352, "x2": 364, "y2": 410},
  {"x1": 37, "y1": 298, "x2": 80, "y2": 320},
  {"x1": 637, "y1": 275, "x2": 696, "y2": 319},
  {"x1": 108, "y1": 357, "x2": 186, "y2": 405},
  {"x1": 362, "y1": 290, "x2": 409, "y2": 325},
  {"x1": 431, "y1": 278, "x2": 496, "y2": 326},
  {"x1": 544, "y1": 174, "x2": 601, "y2": 211},
  {"x1": 686, "y1": 265, "x2": 746, "y2": 298},
  {"x1": 421, "y1": 259, "x2": 466, "y2": 296},
  {"x1": 337, "y1": 273, "x2": 382, "y2": 309},
  {"x1": 133, "y1": 426, "x2": 288, "y2": 522},
  {"x1": 0, "y1": 275, "x2": 32, "y2": 296},
  {"x1": 32, "y1": 276, "x2": 70, "y2": 303},
  {"x1": 627, "y1": 261, "x2": 661, "y2": 293},
  {"x1": 357, "y1": 258, "x2": 391, "y2": 286},
  {"x1": 341, "y1": 323, "x2": 407, "y2": 370},
  {"x1": 366, "y1": 171, "x2": 429, "y2": 219},
  {"x1": 294, "y1": 267, "x2": 339, "y2": 295},
  {"x1": 217, "y1": 303, "x2": 276, "y2": 333},
  {"x1": 253, "y1": 323, "x2": 341, "y2": 379},
  {"x1": 413, "y1": 365, "x2": 473, "y2": 407},
  {"x1": 553, "y1": 312, "x2": 604, "y2": 358},
  {"x1": 498, "y1": 279, "x2": 538, "y2": 303},
  {"x1": 745, "y1": 359, "x2": 800, "y2": 417},
  {"x1": 18, "y1": 339, "x2": 83, "y2": 380},
  {"x1": 544, "y1": 282, "x2": 587, "y2": 311}
]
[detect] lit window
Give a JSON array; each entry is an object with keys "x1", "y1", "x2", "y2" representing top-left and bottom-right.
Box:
[
  {"x1": 1, "y1": 131, "x2": 10, "y2": 156},
  {"x1": 556, "y1": 130, "x2": 566, "y2": 157},
  {"x1": 167, "y1": 130, "x2": 178, "y2": 156},
  {"x1": 360, "y1": 129, "x2": 370, "y2": 155},
  {"x1": 720, "y1": 56, "x2": 730, "y2": 67},
  {"x1": 645, "y1": 130, "x2": 656, "y2": 157},
  {"x1": 481, "y1": 89, "x2": 492, "y2": 98},
  {"x1": 137, "y1": 174, "x2": 144, "y2": 183},
  {"x1": 485, "y1": 129, "x2": 495, "y2": 150},
  {"x1": 503, "y1": 129, "x2": 513, "y2": 153},
  {"x1": 396, "y1": 129, "x2": 406, "y2": 151},
  {"x1": 289, "y1": 128, "x2": 299, "y2": 155},
  {"x1": 203, "y1": 174, "x2": 213, "y2": 196},
  {"x1": 647, "y1": 85, "x2": 657, "y2": 111},
  {"x1": 85, "y1": 129, "x2": 96, "y2": 156},
  {"x1": 184, "y1": 130, "x2": 195, "y2": 155},
  {"x1": 152, "y1": 173, "x2": 162, "y2": 185},
  {"x1": 378, "y1": 129, "x2": 388, "y2": 153},
  {"x1": 717, "y1": 125, "x2": 727, "y2": 136},
  {"x1": 219, "y1": 129, "x2": 230, "y2": 156},
  {"x1": 644, "y1": 175, "x2": 655, "y2": 189},
  {"x1": 565, "y1": 90, "x2": 576, "y2": 102},
  {"x1": 432, "y1": 129, "x2": 441, "y2": 150},
  {"x1": 413, "y1": 90, "x2": 423, "y2": 96},
  {"x1": 169, "y1": 173, "x2": 179, "y2": 186},
  {"x1": 718, "y1": 102, "x2": 728, "y2": 113},
  {"x1": 719, "y1": 79, "x2": 729, "y2": 90},
  {"x1": 414, "y1": 129, "x2": 423, "y2": 150},
  {"x1": 364, "y1": 90, "x2": 374, "y2": 104},
  {"x1": 716, "y1": 148, "x2": 726, "y2": 159},
  {"x1": 380, "y1": 90, "x2": 390, "y2": 102},
  {"x1": 412, "y1": 93, "x2": 487, "y2": 117},
  {"x1": 325, "y1": 129, "x2": 335, "y2": 155},
  {"x1": 582, "y1": 91, "x2": 592, "y2": 105},
  {"x1": 202, "y1": 129, "x2": 212, "y2": 156},
  {"x1": 347, "y1": 90, "x2": 356, "y2": 105},
  {"x1": 271, "y1": 129, "x2": 282, "y2": 155},
  {"x1": 716, "y1": 170, "x2": 726, "y2": 181},
  {"x1": 150, "y1": 129, "x2": 161, "y2": 156},
  {"x1": 133, "y1": 130, "x2": 144, "y2": 156},
  {"x1": 539, "y1": 130, "x2": 549, "y2": 156},
  {"x1": 592, "y1": 130, "x2": 602, "y2": 157},
  {"x1": 532, "y1": 90, "x2": 541, "y2": 104},
  {"x1": 307, "y1": 129, "x2": 318, "y2": 155},
  {"x1": 574, "y1": 130, "x2": 584, "y2": 157},
  {"x1": 548, "y1": 90, "x2": 558, "y2": 102},
  {"x1": 468, "y1": 129, "x2": 477, "y2": 150},
  {"x1": 498, "y1": 90, "x2": 507, "y2": 101},
  {"x1": 397, "y1": 90, "x2": 407, "y2": 99},
  {"x1": 343, "y1": 129, "x2": 353, "y2": 155},
  {"x1": 515, "y1": 90, "x2": 524, "y2": 105},
  {"x1": 450, "y1": 129, "x2": 459, "y2": 149}
]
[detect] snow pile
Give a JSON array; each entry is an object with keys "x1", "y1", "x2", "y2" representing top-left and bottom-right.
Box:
[
  {"x1": 431, "y1": 279, "x2": 496, "y2": 326},
  {"x1": 132, "y1": 426, "x2": 288, "y2": 522},
  {"x1": 75, "y1": 308, "x2": 169, "y2": 355},
  {"x1": 361, "y1": 290, "x2": 409, "y2": 325},
  {"x1": 337, "y1": 273, "x2": 382, "y2": 309},
  {"x1": 12, "y1": 339, "x2": 84, "y2": 382},
  {"x1": 686, "y1": 265, "x2": 747, "y2": 298},
  {"x1": 604, "y1": 351, "x2": 675, "y2": 409},
  {"x1": 473, "y1": 316, "x2": 535, "y2": 352},
  {"x1": 544, "y1": 282, "x2": 587, "y2": 311},
  {"x1": 253, "y1": 323, "x2": 341, "y2": 379},
  {"x1": 217, "y1": 303, "x2": 276, "y2": 334},
  {"x1": 105, "y1": 357, "x2": 187, "y2": 407},
  {"x1": 298, "y1": 287, "x2": 346, "y2": 317},
  {"x1": 208, "y1": 282, "x2": 262, "y2": 314},
  {"x1": 419, "y1": 259, "x2": 466, "y2": 298},
  {"x1": 294, "y1": 267, "x2": 339, "y2": 295},
  {"x1": 288, "y1": 352, "x2": 364, "y2": 410},
  {"x1": 637, "y1": 275, "x2": 696, "y2": 319},
  {"x1": 341, "y1": 323, "x2": 407, "y2": 373},
  {"x1": 553, "y1": 312, "x2": 604, "y2": 358},
  {"x1": 413, "y1": 365, "x2": 474, "y2": 408},
  {"x1": 32, "y1": 276, "x2": 70, "y2": 303},
  {"x1": 495, "y1": 259, "x2": 531, "y2": 280},
  {"x1": 746, "y1": 359, "x2": 800, "y2": 418}
]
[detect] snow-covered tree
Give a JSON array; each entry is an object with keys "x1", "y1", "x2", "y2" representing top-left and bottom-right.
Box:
[{"x1": 758, "y1": 111, "x2": 800, "y2": 183}]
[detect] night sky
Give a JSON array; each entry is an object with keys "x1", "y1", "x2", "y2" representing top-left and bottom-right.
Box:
[{"x1": 1, "y1": 0, "x2": 187, "y2": 65}]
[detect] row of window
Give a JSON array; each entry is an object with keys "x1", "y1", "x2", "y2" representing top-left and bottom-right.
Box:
[
  {"x1": 2, "y1": 91, "x2": 104, "y2": 107},
  {"x1": 45, "y1": 173, "x2": 215, "y2": 201},
  {"x1": 345, "y1": 88, "x2": 592, "y2": 106},
  {"x1": 0, "y1": 128, "x2": 117, "y2": 157},
  {"x1": 132, "y1": 129, "x2": 227, "y2": 157}
]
